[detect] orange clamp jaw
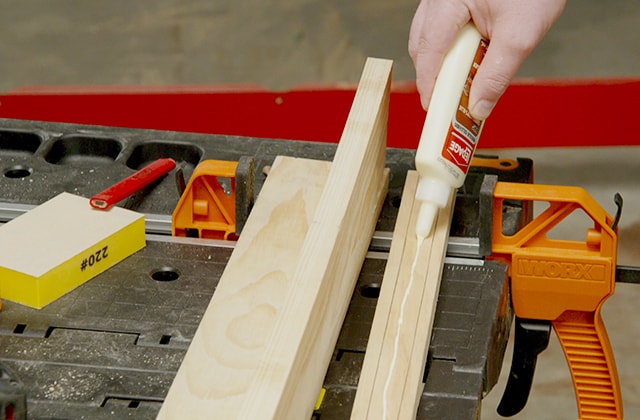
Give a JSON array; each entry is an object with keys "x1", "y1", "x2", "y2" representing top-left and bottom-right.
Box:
[
  {"x1": 172, "y1": 160, "x2": 238, "y2": 240},
  {"x1": 491, "y1": 182, "x2": 622, "y2": 419}
]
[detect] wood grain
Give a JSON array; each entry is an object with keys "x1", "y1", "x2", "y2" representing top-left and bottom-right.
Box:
[
  {"x1": 350, "y1": 171, "x2": 416, "y2": 419},
  {"x1": 159, "y1": 56, "x2": 391, "y2": 419},
  {"x1": 351, "y1": 170, "x2": 455, "y2": 420},
  {"x1": 239, "y1": 56, "x2": 391, "y2": 420},
  {"x1": 157, "y1": 156, "x2": 331, "y2": 418}
]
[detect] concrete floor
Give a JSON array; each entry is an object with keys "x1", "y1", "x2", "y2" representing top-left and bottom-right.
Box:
[{"x1": 1, "y1": 1, "x2": 639, "y2": 418}]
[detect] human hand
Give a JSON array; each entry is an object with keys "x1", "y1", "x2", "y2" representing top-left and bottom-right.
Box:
[{"x1": 409, "y1": 0, "x2": 566, "y2": 120}]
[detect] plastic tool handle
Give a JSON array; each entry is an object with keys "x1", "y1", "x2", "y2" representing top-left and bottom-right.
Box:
[
  {"x1": 90, "y1": 158, "x2": 176, "y2": 210},
  {"x1": 553, "y1": 309, "x2": 622, "y2": 420},
  {"x1": 497, "y1": 318, "x2": 551, "y2": 417}
]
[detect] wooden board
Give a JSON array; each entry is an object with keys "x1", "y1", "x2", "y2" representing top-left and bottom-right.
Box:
[
  {"x1": 351, "y1": 170, "x2": 455, "y2": 420},
  {"x1": 158, "y1": 56, "x2": 392, "y2": 419},
  {"x1": 0, "y1": 192, "x2": 145, "y2": 309},
  {"x1": 157, "y1": 156, "x2": 331, "y2": 418}
]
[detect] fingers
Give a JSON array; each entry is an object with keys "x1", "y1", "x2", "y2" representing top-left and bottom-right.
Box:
[
  {"x1": 468, "y1": 29, "x2": 534, "y2": 120},
  {"x1": 467, "y1": 0, "x2": 568, "y2": 119},
  {"x1": 410, "y1": 0, "x2": 567, "y2": 119},
  {"x1": 408, "y1": 0, "x2": 470, "y2": 110}
]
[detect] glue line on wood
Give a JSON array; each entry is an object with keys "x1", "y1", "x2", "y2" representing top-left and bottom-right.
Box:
[
  {"x1": 382, "y1": 234, "x2": 425, "y2": 418},
  {"x1": 350, "y1": 170, "x2": 454, "y2": 420}
]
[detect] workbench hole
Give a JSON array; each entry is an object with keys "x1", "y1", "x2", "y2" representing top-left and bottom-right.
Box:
[
  {"x1": 4, "y1": 165, "x2": 32, "y2": 178},
  {"x1": 45, "y1": 135, "x2": 122, "y2": 166},
  {"x1": 359, "y1": 282, "x2": 381, "y2": 299},
  {"x1": 150, "y1": 267, "x2": 180, "y2": 282},
  {"x1": 335, "y1": 348, "x2": 365, "y2": 362},
  {"x1": 101, "y1": 395, "x2": 163, "y2": 409},
  {"x1": 44, "y1": 326, "x2": 55, "y2": 338},
  {"x1": 126, "y1": 141, "x2": 202, "y2": 171},
  {"x1": 12, "y1": 324, "x2": 26, "y2": 334},
  {"x1": 0, "y1": 129, "x2": 43, "y2": 156}
]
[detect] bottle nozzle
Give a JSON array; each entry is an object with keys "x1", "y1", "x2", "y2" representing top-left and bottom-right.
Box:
[
  {"x1": 416, "y1": 201, "x2": 438, "y2": 238},
  {"x1": 414, "y1": 178, "x2": 453, "y2": 238}
]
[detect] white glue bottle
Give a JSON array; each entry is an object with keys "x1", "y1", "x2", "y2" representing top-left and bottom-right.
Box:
[{"x1": 415, "y1": 23, "x2": 488, "y2": 238}]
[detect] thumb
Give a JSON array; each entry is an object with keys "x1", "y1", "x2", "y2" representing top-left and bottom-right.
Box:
[{"x1": 468, "y1": 35, "x2": 534, "y2": 120}]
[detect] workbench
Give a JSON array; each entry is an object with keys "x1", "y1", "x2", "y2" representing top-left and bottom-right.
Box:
[
  {"x1": 1, "y1": 77, "x2": 636, "y2": 418},
  {"x1": 0, "y1": 117, "x2": 534, "y2": 418}
]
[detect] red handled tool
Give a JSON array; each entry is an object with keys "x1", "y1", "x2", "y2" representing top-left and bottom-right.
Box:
[{"x1": 90, "y1": 158, "x2": 176, "y2": 210}]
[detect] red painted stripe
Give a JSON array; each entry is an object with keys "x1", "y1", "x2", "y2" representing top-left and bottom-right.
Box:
[{"x1": 1, "y1": 78, "x2": 638, "y2": 149}]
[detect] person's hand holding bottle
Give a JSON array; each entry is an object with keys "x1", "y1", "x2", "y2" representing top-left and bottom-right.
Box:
[{"x1": 409, "y1": 0, "x2": 567, "y2": 120}]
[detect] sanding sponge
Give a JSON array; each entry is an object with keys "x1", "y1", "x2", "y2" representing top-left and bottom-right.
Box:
[{"x1": 0, "y1": 192, "x2": 146, "y2": 309}]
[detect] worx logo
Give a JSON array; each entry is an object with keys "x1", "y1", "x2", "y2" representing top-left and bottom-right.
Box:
[{"x1": 517, "y1": 259, "x2": 606, "y2": 281}]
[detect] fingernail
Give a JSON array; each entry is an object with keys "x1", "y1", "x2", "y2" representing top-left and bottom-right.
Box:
[
  {"x1": 420, "y1": 94, "x2": 431, "y2": 111},
  {"x1": 470, "y1": 99, "x2": 494, "y2": 120}
]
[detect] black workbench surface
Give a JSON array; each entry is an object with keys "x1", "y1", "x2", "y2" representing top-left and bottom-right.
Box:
[{"x1": 0, "y1": 119, "x2": 525, "y2": 418}]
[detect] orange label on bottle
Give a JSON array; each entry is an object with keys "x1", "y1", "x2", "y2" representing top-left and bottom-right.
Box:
[{"x1": 441, "y1": 37, "x2": 488, "y2": 175}]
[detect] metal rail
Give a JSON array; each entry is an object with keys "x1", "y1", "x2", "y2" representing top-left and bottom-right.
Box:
[{"x1": 1, "y1": 201, "x2": 484, "y2": 258}]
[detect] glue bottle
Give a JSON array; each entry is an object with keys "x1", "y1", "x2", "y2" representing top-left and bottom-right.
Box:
[{"x1": 415, "y1": 23, "x2": 488, "y2": 238}]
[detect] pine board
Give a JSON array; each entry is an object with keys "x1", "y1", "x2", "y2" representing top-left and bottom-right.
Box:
[
  {"x1": 159, "y1": 57, "x2": 392, "y2": 419},
  {"x1": 351, "y1": 170, "x2": 455, "y2": 419}
]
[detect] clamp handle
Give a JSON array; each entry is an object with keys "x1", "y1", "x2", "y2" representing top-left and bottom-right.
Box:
[
  {"x1": 491, "y1": 182, "x2": 623, "y2": 418},
  {"x1": 497, "y1": 318, "x2": 551, "y2": 417},
  {"x1": 553, "y1": 309, "x2": 622, "y2": 419}
]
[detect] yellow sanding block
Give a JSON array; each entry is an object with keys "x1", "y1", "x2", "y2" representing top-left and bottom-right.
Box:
[{"x1": 0, "y1": 192, "x2": 146, "y2": 309}]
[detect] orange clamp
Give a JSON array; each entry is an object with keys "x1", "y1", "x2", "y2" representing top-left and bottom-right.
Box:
[
  {"x1": 172, "y1": 160, "x2": 238, "y2": 240},
  {"x1": 491, "y1": 182, "x2": 622, "y2": 419}
]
